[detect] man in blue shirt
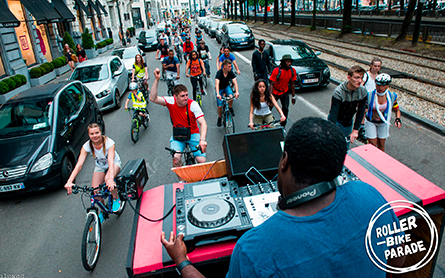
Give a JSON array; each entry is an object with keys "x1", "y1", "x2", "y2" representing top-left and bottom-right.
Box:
[
  {"x1": 161, "y1": 117, "x2": 404, "y2": 277},
  {"x1": 217, "y1": 46, "x2": 240, "y2": 75},
  {"x1": 162, "y1": 50, "x2": 180, "y2": 85}
]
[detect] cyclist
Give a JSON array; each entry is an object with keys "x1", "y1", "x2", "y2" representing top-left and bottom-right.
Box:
[
  {"x1": 182, "y1": 37, "x2": 194, "y2": 63},
  {"x1": 159, "y1": 30, "x2": 169, "y2": 46},
  {"x1": 180, "y1": 28, "x2": 188, "y2": 42},
  {"x1": 217, "y1": 46, "x2": 241, "y2": 75},
  {"x1": 215, "y1": 59, "x2": 239, "y2": 127},
  {"x1": 195, "y1": 29, "x2": 203, "y2": 47},
  {"x1": 149, "y1": 68, "x2": 208, "y2": 181},
  {"x1": 125, "y1": 82, "x2": 148, "y2": 119},
  {"x1": 185, "y1": 50, "x2": 206, "y2": 100},
  {"x1": 156, "y1": 38, "x2": 169, "y2": 79},
  {"x1": 64, "y1": 123, "x2": 122, "y2": 220},
  {"x1": 163, "y1": 49, "x2": 181, "y2": 85},
  {"x1": 131, "y1": 54, "x2": 149, "y2": 92},
  {"x1": 164, "y1": 25, "x2": 171, "y2": 44},
  {"x1": 249, "y1": 79, "x2": 286, "y2": 130},
  {"x1": 173, "y1": 32, "x2": 183, "y2": 55},
  {"x1": 197, "y1": 40, "x2": 212, "y2": 78}
]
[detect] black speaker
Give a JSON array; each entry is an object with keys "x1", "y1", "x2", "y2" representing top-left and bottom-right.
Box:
[
  {"x1": 222, "y1": 128, "x2": 285, "y2": 180},
  {"x1": 116, "y1": 159, "x2": 148, "y2": 200}
]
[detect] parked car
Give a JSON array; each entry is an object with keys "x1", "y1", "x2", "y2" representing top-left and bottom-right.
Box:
[
  {"x1": 156, "y1": 23, "x2": 166, "y2": 34},
  {"x1": 265, "y1": 40, "x2": 330, "y2": 89},
  {"x1": 203, "y1": 19, "x2": 213, "y2": 34},
  {"x1": 0, "y1": 81, "x2": 104, "y2": 196},
  {"x1": 70, "y1": 56, "x2": 128, "y2": 111},
  {"x1": 111, "y1": 46, "x2": 146, "y2": 77},
  {"x1": 216, "y1": 21, "x2": 231, "y2": 43},
  {"x1": 138, "y1": 29, "x2": 159, "y2": 52},
  {"x1": 221, "y1": 22, "x2": 255, "y2": 50},
  {"x1": 209, "y1": 21, "x2": 221, "y2": 38},
  {"x1": 198, "y1": 17, "x2": 207, "y2": 29},
  {"x1": 352, "y1": 28, "x2": 374, "y2": 35}
]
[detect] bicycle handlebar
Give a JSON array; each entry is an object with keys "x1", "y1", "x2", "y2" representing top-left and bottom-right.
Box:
[
  {"x1": 165, "y1": 146, "x2": 201, "y2": 156},
  {"x1": 71, "y1": 183, "x2": 109, "y2": 195}
]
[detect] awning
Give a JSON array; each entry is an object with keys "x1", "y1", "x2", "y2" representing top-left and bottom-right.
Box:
[
  {"x1": 52, "y1": 0, "x2": 75, "y2": 22},
  {"x1": 95, "y1": 0, "x2": 108, "y2": 16},
  {"x1": 21, "y1": 0, "x2": 62, "y2": 24},
  {"x1": 88, "y1": 0, "x2": 101, "y2": 15},
  {"x1": 74, "y1": 0, "x2": 92, "y2": 18},
  {"x1": 0, "y1": 1, "x2": 20, "y2": 27}
]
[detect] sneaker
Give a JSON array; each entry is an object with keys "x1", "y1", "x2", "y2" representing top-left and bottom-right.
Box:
[
  {"x1": 98, "y1": 211, "x2": 105, "y2": 223},
  {"x1": 229, "y1": 107, "x2": 235, "y2": 116},
  {"x1": 201, "y1": 90, "x2": 206, "y2": 96},
  {"x1": 217, "y1": 117, "x2": 222, "y2": 127},
  {"x1": 112, "y1": 198, "x2": 121, "y2": 212}
]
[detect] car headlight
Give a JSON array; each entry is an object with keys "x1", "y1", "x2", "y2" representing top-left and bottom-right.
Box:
[
  {"x1": 96, "y1": 89, "x2": 111, "y2": 99},
  {"x1": 229, "y1": 38, "x2": 236, "y2": 43},
  {"x1": 152, "y1": 40, "x2": 158, "y2": 45},
  {"x1": 30, "y1": 153, "x2": 53, "y2": 173}
]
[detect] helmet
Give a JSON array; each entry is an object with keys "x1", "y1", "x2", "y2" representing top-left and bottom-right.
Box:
[
  {"x1": 375, "y1": 73, "x2": 392, "y2": 86},
  {"x1": 129, "y1": 82, "x2": 138, "y2": 90}
]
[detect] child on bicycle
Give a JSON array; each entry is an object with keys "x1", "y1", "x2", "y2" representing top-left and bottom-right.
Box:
[
  {"x1": 125, "y1": 82, "x2": 149, "y2": 119},
  {"x1": 64, "y1": 123, "x2": 122, "y2": 221},
  {"x1": 248, "y1": 79, "x2": 286, "y2": 130}
]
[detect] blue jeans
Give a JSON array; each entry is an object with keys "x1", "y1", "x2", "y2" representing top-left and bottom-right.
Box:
[
  {"x1": 203, "y1": 59, "x2": 210, "y2": 76},
  {"x1": 170, "y1": 133, "x2": 206, "y2": 157},
  {"x1": 255, "y1": 72, "x2": 269, "y2": 85},
  {"x1": 335, "y1": 122, "x2": 353, "y2": 149},
  {"x1": 216, "y1": 86, "x2": 233, "y2": 107}
]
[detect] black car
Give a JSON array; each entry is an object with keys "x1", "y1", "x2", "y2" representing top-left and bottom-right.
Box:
[
  {"x1": 0, "y1": 81, "x2": 104, "y2": 196},
  {"x1": 265, "y1": 40, "x2": 330, "y2": 89},
  {"x1": 138, "y1": 30, "x2": 159, "y2": 52},
  {"x1": 221, "y1": 22, "x2": 255, "y2": 50}
]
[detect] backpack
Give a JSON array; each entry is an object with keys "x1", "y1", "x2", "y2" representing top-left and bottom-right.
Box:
[{"x1": 276, "y1": 67, "x2": 295, "y2": 81}]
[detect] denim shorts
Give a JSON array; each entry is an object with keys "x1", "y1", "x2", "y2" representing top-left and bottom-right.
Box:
[
  {"x1": 216, "y1": 86, "x2": 233, "y2": 107},
  {"x1": 94, "y1": 161, "x2": 122, "y2": 173},
  {"x1": 170, "y1": 133, "x2": 206, "y2": 157}
]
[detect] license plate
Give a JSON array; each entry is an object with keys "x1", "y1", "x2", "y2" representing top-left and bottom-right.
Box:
[
  {"x1": 240, "y1": 42, "x2": 248, "y2": 45},
  {"x1": 0, "y1": 183, "x2": 25, "y2": 192},
  {"x1": 303, "y1": 78, "x2": 319, "y2": 84}
]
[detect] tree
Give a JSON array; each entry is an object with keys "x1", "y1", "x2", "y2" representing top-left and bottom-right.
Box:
[
  {"x1": 291, "y1": 0, "x2": 296, "y2": 26},
  {"x1": 274, "y1": 0, "x2": 279, "y2": 23},
  {"x1": 396, "y1": 0, "x2": 417, "y2": 41},
  {"x1": 341, "y1": 0, "x2": 352, "y2": 34},
  {"x1": 81, "y1": 28, "x2": 95, "y2": 50},
  {"x1": 62, "y1": 31, "x2": 75, "y2": 51},
  {"x1": 311, "y1": 0, "x2": 317, "y2": 30}
]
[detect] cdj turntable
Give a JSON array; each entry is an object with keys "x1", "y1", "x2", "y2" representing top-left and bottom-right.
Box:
[{"x1": 176, "y1": 178, "x2": 253, "y2": 249}]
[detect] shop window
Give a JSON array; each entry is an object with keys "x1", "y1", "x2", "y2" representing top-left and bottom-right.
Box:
[
  {"x1": 0, "y1": 54, "x2": 6, "y2": 77},
  {"x1": 37, "y1": 25, "x2": 53, "y2": 62}
]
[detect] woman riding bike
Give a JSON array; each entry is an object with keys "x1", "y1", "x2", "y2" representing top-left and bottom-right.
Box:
[
  {"x1": 64, "y1": 123, "x2": 122, "y2": 222},
  {"x1": 131, "y1": 54, "x2": 149, "y2": 92},
  {"x1": 185, "y1": 50, "x2": 206, "y2": 101}
]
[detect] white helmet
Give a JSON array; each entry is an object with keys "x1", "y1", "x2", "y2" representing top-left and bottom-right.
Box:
[
  {"x1": 129, "y1": 82, "x2": 138, "y2": 90},
  {"x1": 375, "y1": 73, "x2": 392, "y2": 86}
]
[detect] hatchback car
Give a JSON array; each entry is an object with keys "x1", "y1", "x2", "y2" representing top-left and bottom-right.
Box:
[
  {"x1": 221, "y1": 22, "x2": 255, "y2": 50},
  {"x1": 0, "y1": 81, "x2": 104, "y2": 196},
  {"x1": 209, "y1": 21, "x2": 221, "y2": 38},
  {"x1": 111, "y1": 46, "x2": 146, "y2": 77},
  {"x1": 70, "y1": 56, "x2": 128, "y2": 111},
  {"x1": 138, "y1": 29, "x2": 159, "y2": 52},
  {"x1": 216, "y1": 21, "x2": 231, "y2": 43},
  {"x1": 265, "y1": 40, "x2": 330, "y2": 89}
]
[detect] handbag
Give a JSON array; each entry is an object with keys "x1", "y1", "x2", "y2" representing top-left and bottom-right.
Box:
[
  {"x1": 71, "y1": 54, "x2": 78, "y2": 63},
  {"x1": 173, "y1": 102, "x2": 191, "y2": 141}
]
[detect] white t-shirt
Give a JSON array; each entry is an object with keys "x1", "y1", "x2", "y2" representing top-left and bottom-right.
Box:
[
  {"x1": 254, "y1": 101, "x2": 271, "y2": 116},
  {"x1": 363, "y1": 72, "x2": 376, "y2": 93},
  {"x1": 83, "y1": 137, "x2": 121, "y2": 169}
]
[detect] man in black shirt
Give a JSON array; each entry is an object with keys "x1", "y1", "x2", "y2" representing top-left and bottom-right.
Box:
[
  {"x1": 156, "y1": 39, "x2": 170, "y2": 80},
  {"x1": 197, "y1": 40, "x2": 212, "y2": 77},
  {"x1": 251, "y1": 39, "x2": 271, "y2": 84},
  {"x1": 215, "y1": 60, "x2": 239, "y2": 126}
]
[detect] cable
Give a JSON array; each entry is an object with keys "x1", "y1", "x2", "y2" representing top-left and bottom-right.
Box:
[
  {"x1": 200, "y1": 159, "x2": 224, "y2": 181},
  {"x1": 127, "y1": 199, "x2": 176, "y2": 222}
]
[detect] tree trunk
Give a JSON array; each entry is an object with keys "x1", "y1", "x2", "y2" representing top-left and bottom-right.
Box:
[
  {"x1": 264, "y1": 0, "x2": 268, "y2": 23},
  {"x1": 395, "y1": 0, "x2": 416, "y2": 41},
  {"x1": 235, "y1": 0, "x2": 238, "y2": 19},
  {"x1": 311, "y1": 0, "x2": 316, "y2": 30},
  {"x1": 254, "y1": 0, "x2": 257, "y2": 22},
  {"x1": 341, "y1": 0, "x2": 352, "y2": 34},
  {"x1": 274, "y1": 0, "x2": 279, "y2": 24},
  {"x1": 291, "y1": 0, "x2": 296, "y2": 25},
  {"x1": 240, "y1": 0, "x2": 244, "y2": 20}
]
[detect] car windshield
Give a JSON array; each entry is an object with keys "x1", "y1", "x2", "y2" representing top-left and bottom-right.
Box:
[
  {"x1": 0, "y1": 97, "x2": 53, "y2": 138},
  {"x1": 70, "y1": 65, "x2": 109, "y2": 83},
  {"x1": 274, "y1": 45, "x2": 316, "y2": 60},
  {"x1": 145, "y1": 30, "x2": 157, "y2": 38},
  {"x1": 113, "y1": 48, "x2": 139, "y2": 59},
  {"x1": 228, "y1": 25, "x2": 251, "y2": 34},
  {"x1": 211, "y1": 22, "x2": 219, "y2": 28}
]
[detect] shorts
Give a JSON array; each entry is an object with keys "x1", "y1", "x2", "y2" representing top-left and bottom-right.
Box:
[
  {"x1": 365, "y1": 120, "x2": 390, "y2": 139},
  {"x1": 253, "y1": 113, "x2": 274, "y2": 125},
  {"x1": 166, "y1": 71, "x2": 178, "y2": 85},
  {"x1": 170, "y1": 133, "x2": 206, "y2": 157},
  {"x1": 94, "y1": 161, "x2": 122, "y2": 173},
  {"x1": 216, "y1": 86, "x2": 233, "y2": 107}
]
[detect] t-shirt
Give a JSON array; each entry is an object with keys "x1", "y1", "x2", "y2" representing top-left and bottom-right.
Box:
[
  {"x1": 218, "y1": 53, "x2": 236, "y2": 63},
  {"x1": 216, "y1": 69, "x2": 236, "y2": 90},
  {"x1": 269, "y1": 67, "x2": 297, "y2": 95},
  {"x1": 157, "y1": 43, "x2": 169, "y2": 57},
  {"x1": 162, "y1": 97, "x2": 203, "y2": 134},
  {"x1": 187, "y1": 59, "x2": 203, "y2": 77},
  {"x1": 163, "y1": 56, "x2": 179, "y2": 73},
  {"x1": 183, "y1": 42, "x2": 194, "y2": 53},
  {"x1": 197, "y1": 45, "x2": 210, "y2": 60},
  {"x1": 82, "y1": 137, "x2": 121, "y2": 169},
  {"x1": 363, "y1": 72, "x2": 376, "y2": 93},
  {"x1": 226, "y1": 181, "x2": 400, "y2": 278}
]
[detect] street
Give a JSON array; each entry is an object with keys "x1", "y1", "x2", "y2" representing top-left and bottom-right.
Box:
[{"x1": 1, "y1": 26, "x2": 445, "y2": 277}]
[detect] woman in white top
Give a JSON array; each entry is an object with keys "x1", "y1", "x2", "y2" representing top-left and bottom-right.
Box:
[
  {"x1": 362, "y1": 57, "x2": 382, "y2": 93},
  {"x1": 64, "y1": 123, "x2": 122, "y2": 214},
  {"x1": 249, "y1": 79, "x2": 286, "y2": 130}
]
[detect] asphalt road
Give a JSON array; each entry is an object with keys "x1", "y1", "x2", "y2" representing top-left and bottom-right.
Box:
[{"x1": 1, "y1": 25, "x2": 445, "y2": 277}]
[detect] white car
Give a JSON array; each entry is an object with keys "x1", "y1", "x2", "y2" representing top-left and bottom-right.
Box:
[
  {"x1": 70, "y1": 56, "x2": 128, "y2": 111},
  {"x1": 111, "y1": 46, "x2": 146, "y2": 78}
]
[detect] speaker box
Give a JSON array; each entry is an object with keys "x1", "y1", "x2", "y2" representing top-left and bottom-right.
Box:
[
  {"x1": 116, "y1": 159, "x2": 148, "y2": 200},
  {"x1": 222, "y1": 128, "x2": 285, "y2": 181}
]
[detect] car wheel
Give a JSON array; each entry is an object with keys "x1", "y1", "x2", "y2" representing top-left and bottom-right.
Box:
[
  {"x1": 114, "y1": 90, "x2": 121, "y2": 109},
  {"x1": 61, "y1": 156, "x2": 74, "y2": 186}
]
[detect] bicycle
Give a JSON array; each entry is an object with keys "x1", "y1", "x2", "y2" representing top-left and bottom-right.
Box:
[
  {"x1": 221, "y1": 96, "x2": 235, "y2": 134},
  {"x1": 126, "y1": 107, "x2": 149, "y2": 143},
  {"x1": 174, "y1": 45, "x2": 183, "y2": 63},
  {"x1": 166, "y1": 74, "x2": 176, "y2": 96},
  {"x1": 250, "y1": 119, "x2": 283, "y2": 130},
  {"x1": 134, "y1": 78, "x2": 149, "y2": 101},
  {"x1": 165, "y1": 145, "x2": 201, "y2": 166},
  {"x1": 71, "y1": 183, "x2": 127, "y2": 271},
  {"x1": 194, "y1": 74, "x2": 206, "y2": 107}
]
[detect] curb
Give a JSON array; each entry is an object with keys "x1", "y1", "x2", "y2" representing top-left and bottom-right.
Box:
[{"x1": 329, "y1": 78, "x2": 445, "y2": 136}]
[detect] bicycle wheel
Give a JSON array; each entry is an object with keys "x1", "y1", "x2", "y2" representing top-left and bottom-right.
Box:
[
  {"x1": 224, "y1": 110, "x2": 235, "y2": 134},
  {"x1": 162, "y1": 70, "x2": 166, "y2": 80},
  {"x1": 142, "y1": 113, "x2": 149, "y2": 129},
  {"x1": 202, "y1": 75, "x2": 208, "y2": 89},
  {"x1": 81, "y1": 213, "x2": 101, "y2": 271},
  {"x1": 131, "y1": 119, "x2": 139, "y2": 143}
]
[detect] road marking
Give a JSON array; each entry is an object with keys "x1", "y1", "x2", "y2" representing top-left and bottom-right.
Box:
[{"x1": 232, "y1": 50, "x2": 328, "y2": 118}]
